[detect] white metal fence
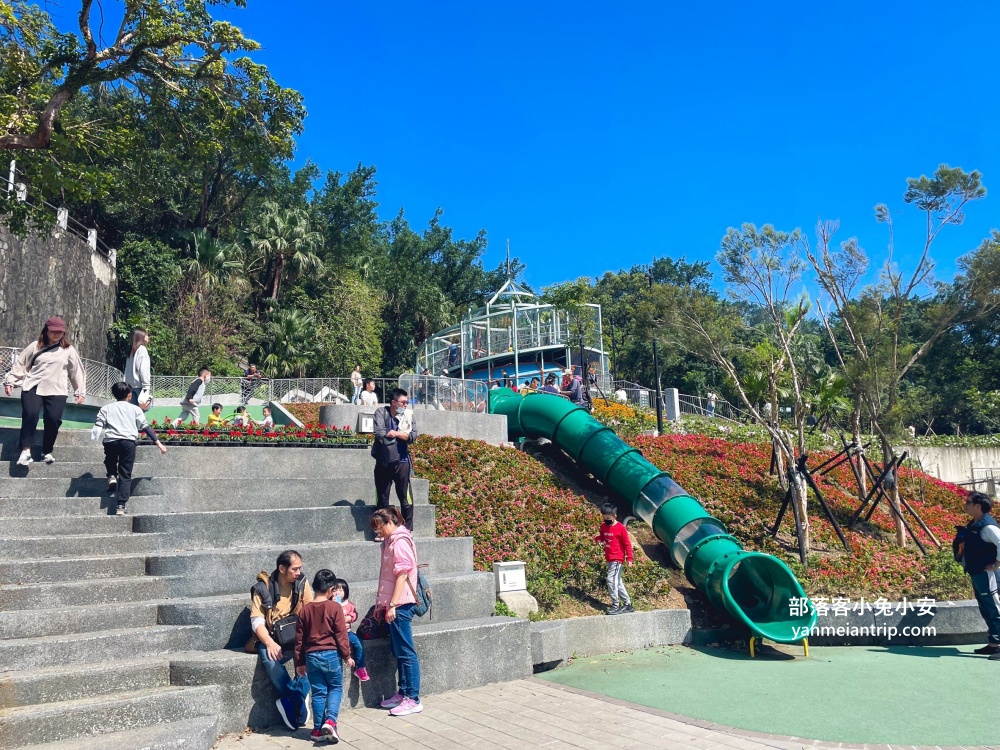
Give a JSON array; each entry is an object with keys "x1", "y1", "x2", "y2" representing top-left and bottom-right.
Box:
[
  {"x1": 398, "y1": 374, "x2": 489, "y2": 412},
  {"x1": 678, "y1": 392, "x2": 749, "y2": 423},
  {"x1": 1, "y1": 346, "x2": 124, "y2": 400},
  {"x1": 148, "y1": 374, "x2": 489, "y2": 408},
  {"x1": 2, "y1": 346, "x2": 489, "y2": 410}
]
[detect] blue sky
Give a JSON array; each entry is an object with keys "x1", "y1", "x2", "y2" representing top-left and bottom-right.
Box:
[{"x1": 52, "y1": 1, "x2": 1000, "y2": 292}]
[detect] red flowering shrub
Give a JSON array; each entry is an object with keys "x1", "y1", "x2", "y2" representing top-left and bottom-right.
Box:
[
  {"x1": 410, "y1": 438, "x2": 669, "y2": 612},
  {"x1": 414, "y1": 434, "x2": 973, "y2": 604}
]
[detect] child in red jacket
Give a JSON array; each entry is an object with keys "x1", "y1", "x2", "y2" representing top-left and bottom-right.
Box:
[{"x1": 595, "y1": 502, "x2": 634, "y2": 615}]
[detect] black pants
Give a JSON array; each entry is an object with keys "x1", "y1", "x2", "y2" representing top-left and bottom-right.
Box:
[
  {"x1": 103, "y1": 439, "x2": 137, "y2": 506},
  {"x1": 375, "y1": 461, "x2": 413, "y2": 529},
  {"x1": 19, "y1": 389, "x2": 68, "y2": 454}
]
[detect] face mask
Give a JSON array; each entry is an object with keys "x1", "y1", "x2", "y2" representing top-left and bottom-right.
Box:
[
  {"x1": 396, "y1": 407, "x2": 405, "y2": 416},
  {"x1": 334, "y1": 594, "x2": 343, "y2": 603}
]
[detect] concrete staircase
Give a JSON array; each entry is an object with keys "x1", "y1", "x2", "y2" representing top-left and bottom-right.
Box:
[{"x1": 0, "y1": 429, "x2": 531, "y2": 749}]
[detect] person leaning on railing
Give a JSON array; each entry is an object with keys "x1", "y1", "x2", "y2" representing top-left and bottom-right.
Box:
[{"x1": 3, "y1": 317, "x2": 86, "y2": 466}]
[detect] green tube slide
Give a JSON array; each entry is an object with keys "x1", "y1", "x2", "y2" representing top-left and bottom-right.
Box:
[{"x1": 489, "y1": 390, "x2": 816, "y2": 644}]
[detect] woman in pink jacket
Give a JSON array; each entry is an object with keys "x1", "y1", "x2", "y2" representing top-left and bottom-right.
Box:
[{"x1": 370, "y1": 506, "x2": 423, "y2": 716}]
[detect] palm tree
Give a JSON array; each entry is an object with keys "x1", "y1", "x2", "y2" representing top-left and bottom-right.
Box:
[
  {"x1": 247, "y1": 202, "x2": 323, "y2": 304},
  {"x1": 255, "y1": 308, "x2": 317, "y2": 378},
  {"x1": 179, "y1": 229, "x2": 245, "y2": 297}
]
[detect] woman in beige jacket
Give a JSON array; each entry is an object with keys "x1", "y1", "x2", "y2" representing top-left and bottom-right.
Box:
[{"x1": 3, "y1": 317, "x2": 86, "y2": 466}]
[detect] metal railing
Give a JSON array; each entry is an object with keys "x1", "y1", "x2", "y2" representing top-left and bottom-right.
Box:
[
  {"x1": 1, "y1": 346, "x2": 124, "y2": 400},
  {"x1": 148, "y1": 375, "x2": 403, "y2": 405},
  {"x1": 678, "y1": 392, "x2": 749, "y2": 423},
  {"x1": 610, "y1": 379, "x2": 654, "y2": 409},
  {"x1": 398, "y1": 374, "x2": 489, "y2": 412},
  {"x1": 4, "y1": 161, "x2": 116, "y2": 260}
]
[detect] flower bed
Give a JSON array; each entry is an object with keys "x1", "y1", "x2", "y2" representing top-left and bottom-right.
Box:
[
  {"x1": 412, "y1": 434, "x2": 974, "y2": 615},
  {"x1": 144, "y1": 421, "x2": 372, "y2": 448},
  {"x1": 411, "y1": 437, "x2": 671, "y2": 616}
]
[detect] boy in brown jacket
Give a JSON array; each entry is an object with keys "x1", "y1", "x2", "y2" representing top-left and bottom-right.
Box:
[{"x1": 295, "y1": 569, "x2": 354, "y2": 743}]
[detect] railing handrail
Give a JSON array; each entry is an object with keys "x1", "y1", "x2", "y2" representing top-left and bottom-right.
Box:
[{"x1": 1, "y1": 345, "x2": 124, "y2": 400}]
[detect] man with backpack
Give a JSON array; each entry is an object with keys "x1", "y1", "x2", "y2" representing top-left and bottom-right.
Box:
[
  {"x1": 371, "y1": 388, "x2": 419, "y2": 530},
  {"x1": 246, "y1": 550, "x2": 314, "y2": 730},
  {"x1": 957, "y1": 493, "x2": 1000, "y2": 659}
]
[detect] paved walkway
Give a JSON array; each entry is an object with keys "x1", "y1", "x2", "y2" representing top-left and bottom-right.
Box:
[{"x1": 213, "y1": 678, "x2": 986, "y2": 750}]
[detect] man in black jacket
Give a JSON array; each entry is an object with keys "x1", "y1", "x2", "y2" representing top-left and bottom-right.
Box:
[
  {"x1": 371, "y1": 388, "x2": 419, "y2": 529},
  {"x1": 961, "y1": 492, "x2": 1000, "y2": 658}
]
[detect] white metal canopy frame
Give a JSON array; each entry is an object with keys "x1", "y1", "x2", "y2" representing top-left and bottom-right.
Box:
[{"x1": 416, "y1": 276, "x2": 610, "y2": 389}]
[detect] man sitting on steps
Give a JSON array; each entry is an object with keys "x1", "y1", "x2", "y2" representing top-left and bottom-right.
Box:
[{"x1": 247, "y1": 550, "x2": 314, "y2": 730}]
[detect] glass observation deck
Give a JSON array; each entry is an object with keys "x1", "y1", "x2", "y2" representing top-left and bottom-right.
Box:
[{"x1": 416, "y1": 277, "x2": 609, "y2": 389}]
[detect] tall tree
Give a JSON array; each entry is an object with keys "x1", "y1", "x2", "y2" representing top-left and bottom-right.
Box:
[
  {"x1": 650, "y1": 224, "x2": 816, "y2": 560},
  {"x1": 807, "y1": 165, "x2": 1000, "y2": 544},
  {"x1": 247, "y1": 201, "x2": 323, "y2": 305}
]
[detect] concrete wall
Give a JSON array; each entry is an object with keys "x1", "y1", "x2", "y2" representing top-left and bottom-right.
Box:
[
  {"x1": 0, "y1": 225, "x2": 116, "y2": 361},
  {"x1": 530, "y1": 609, "x2": 692, "y2": 671},
  {"x1": 900, "y1": 444, "x2": 1000, "y2": 485},
  {"x1": 319, "y1": 404, "x2": 508, "y2": 445}
]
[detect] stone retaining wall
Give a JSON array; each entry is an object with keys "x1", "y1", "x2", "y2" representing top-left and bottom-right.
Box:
[{"x1": 0, "y1": 224, "x2": 116, "y2": 361}]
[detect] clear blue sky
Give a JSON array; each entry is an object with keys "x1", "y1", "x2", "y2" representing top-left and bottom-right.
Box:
[{"x1": 55, "y1": 1, "x2": 1000, "y2": 291}]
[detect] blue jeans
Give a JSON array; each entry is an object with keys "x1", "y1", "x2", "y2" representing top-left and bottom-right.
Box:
[
  {"x1": 388, "y1": 603, "x2": 420, "y2": 701},
  {"x1": 257, "y1": 645, "x2": 310, "y2": 718},
  {"x1": 351, "y1": 386, "x2": 361, "y2": 404},
  {"x1": 970, "y1": 570, "x2": 1000, "y2": 644},
  {"x1": 348, "y1": 631, "x2": 366, "y2": 669},
  {"x1": 305, "y1": 650, "x2": 343, "y2": 729}
]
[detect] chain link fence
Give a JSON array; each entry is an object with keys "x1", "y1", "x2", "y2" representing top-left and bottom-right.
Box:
[{"x1": 1, "y1": 346, "x2": 124, "y2": 400}]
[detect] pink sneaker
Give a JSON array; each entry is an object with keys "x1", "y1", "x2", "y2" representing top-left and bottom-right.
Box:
[
  {"x1": 390, "y1": 697, "x2": 423, "y2": 716},
  {"x1": 380, "y1": 692, "x2": 404, "y2": 709},
  {"x1": 355, "y1": 667, "x2": 370, "y2": 682}
]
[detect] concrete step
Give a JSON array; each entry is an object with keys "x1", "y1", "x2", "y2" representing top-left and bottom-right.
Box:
[
  {"x1": 148, "y1": 536, "x2": 475, "y2": 598},
  {"x1": 0, "y1": 476, "x2": 429, "y2": 507},
  {"x1": 0, "y1": 429, "x2": 97, "y2": 451},
  {"x1": 0, "y1": 684, "x2": 218, "y2": 748},
  {"x1": 0, "y1": 600, "x2": 159, "y2": 640},
  {"x1": 157, "y1": 570, "x2": 498, "y2": 651},
  {"x1": 0, "y1": 496, "x2": 121, "y2": 517},
  {"x1": 11, "y1": 715, "x2": 218, "y2": 750},
  {"x1": 171, "y1": 616, "x2": 533, "y2": 726},
  {"x1": 0, "y1": 532, "x2": 164, "y2": 560},
  {"x1": 5, "y1": 448, "x2": 379, "y2": 477},
  {"x1": 0, "y1": 624, "x2": 201, "y2": 673},
  {"x1": 0, "y1": 514, "x2": 132, "y2": 537},
  {"x1": 0, "y1": 576, "x2": 172, "y2": 611},
  {"x1": 133, "y1": 504, "x2": 436, "y2": 549},
  {"x1": 0, "y1": 658, "x2": 170, "y2": 710},
  {"x1": 0, "y1": 475, "x2": 161, "y2": 499},
  {"x1": 0, "y1": 554, "x2": 148, "y2": 585}
]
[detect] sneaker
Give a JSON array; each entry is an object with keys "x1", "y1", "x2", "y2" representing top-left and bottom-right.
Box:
[
  {"x1": 107, "y1": 476, "x2": 118, "y2": 493},
  {"x1": 355, "y1": 667, "x2": 370, "y2": 682},
  {"x1": 390, "y1": 697, "x2": 423, "y2": 717},
  {"x1": 606, "y1": 605, "x2": 622, "y2": 616},
  {"x1": 115, "y1": 503, "x2": 127, "y2": 516},
  {"x1": 43, "y1": 453, "x2": 55, "y2": 464},
  {"x1": 380, "y1": 692, "x2": 405, "y2": 709},
  {"x1": 620, "y1": 604, "x2": 635, "y2": 614},
  {"x1": 275, "y1": 697, "x2": 300, "y2": 731},
  {"x1": 309, "y1": 728, "x2": 324, "y2": 741},
  {"x1": 16, "y1": 449, "x2": 32, "y2": 466},
  {"x1": 975, "y1": 644, "x2": 1000, "y2": 655},
  {"x1": 322, "y1": 719, "x2": 339, "y2": 743}
]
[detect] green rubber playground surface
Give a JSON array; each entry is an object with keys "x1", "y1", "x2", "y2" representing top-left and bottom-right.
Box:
[
  {"x1": 1, "y1": 405, "x2": 268, "y2": 432},
  {"x1": 0, "y1": 415, "x2": 93, "y2": 430},
  {"x1": 540, "y1": 644, "x2": 1000, "y2": 746}
]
